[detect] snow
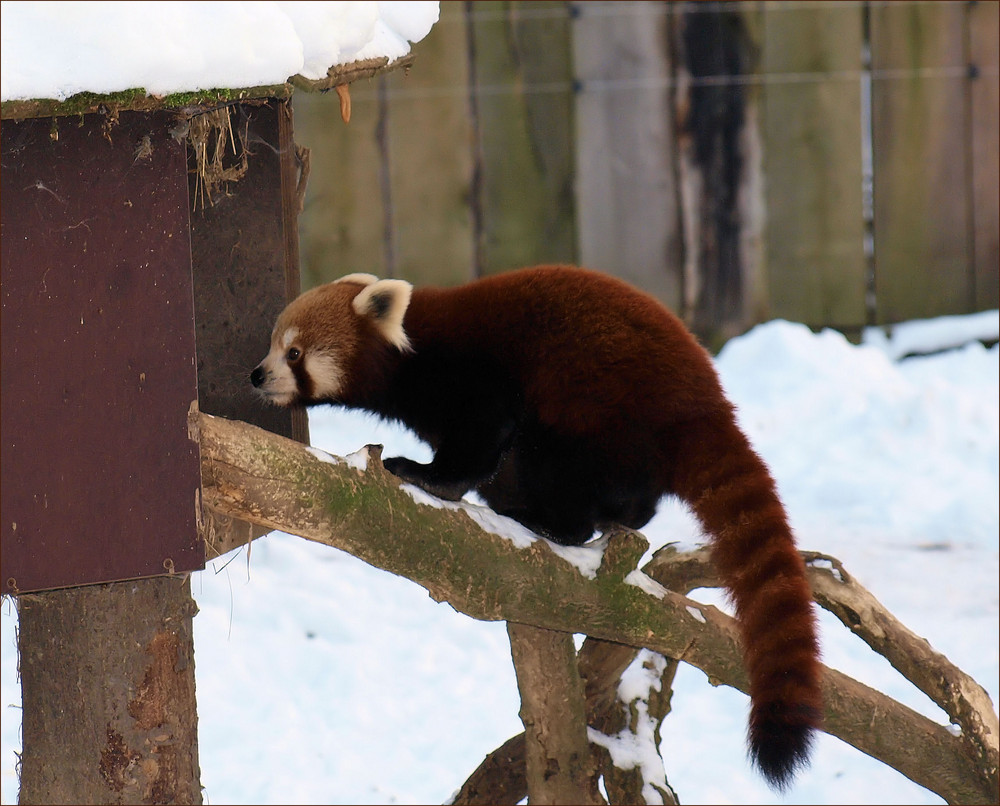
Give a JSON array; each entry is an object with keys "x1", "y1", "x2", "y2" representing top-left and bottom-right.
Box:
[
  {"x1": 0, "y1": 1, "x2": 440, "y2": 103},
  {"x1": 863, "y1": 309, "x2": 1000, "y2": 361},
  {"x1": 626, "y1": 569, "x2": 670, "y2": 600},
  {"x1": 548, "y1": 540, "x2": 606, "y2": 580},
  {"x1": 589, "y1": 650, "x2": 674, "y2": 805},
  {"x1": 401, "y1": 480, "x2": 604, "y2": 578},
  {"x1": 344, "y1": 446, "x2": 370, "y2": 472},
  {"x1": 400, "y1": 483, "x2": 537, "y2": 550},
  {"x1": 305, "y1": 445, "x2": 339, "y2": 464},
  {"x1": 2, "y1": 311, "x2": 998, "y2": 805}
]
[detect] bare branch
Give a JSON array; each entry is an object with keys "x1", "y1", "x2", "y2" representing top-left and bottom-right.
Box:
[
  {"x1": 454, "y1": 639, "x2": 679, "y2": 806},
  {"x1": 802, "y1": 550, "x2": 999, "y2": 782},
  {"x1": 645, "y1": 546, "x2": 1000, "y2": 804},
  {"x1": 450, "y1": 733, "x2": 526, "y2": 805}
]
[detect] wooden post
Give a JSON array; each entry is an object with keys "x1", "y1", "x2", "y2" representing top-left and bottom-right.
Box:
[
  {"x1": 17, "y1": 576, "x2": 201, "y2": 805},
  {"x1": 507, "y1": 623, "x2": 600, "y2": 805}
]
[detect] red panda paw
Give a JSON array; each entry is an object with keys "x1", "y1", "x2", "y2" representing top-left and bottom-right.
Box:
[{"x1": 383, "y1": 456, "x2": 470, "y2": 502}]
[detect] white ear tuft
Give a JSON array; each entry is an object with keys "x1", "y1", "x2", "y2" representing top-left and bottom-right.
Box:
[
  {"x1": 351, "y1": 279, "x2": 413, "y2": 351},
  {"x1": 335, "y1": 273, "x2": 380, "y2": 286}
]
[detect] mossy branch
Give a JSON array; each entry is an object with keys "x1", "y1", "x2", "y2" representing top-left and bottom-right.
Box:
[{"x1": 192, "y1": 408, "x2": 996, "y2": 804}]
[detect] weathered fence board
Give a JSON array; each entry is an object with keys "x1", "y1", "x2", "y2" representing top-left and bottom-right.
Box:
[
  {"x1": 470, "y1": 1, "x2": 576, "y2": 276},
  {"x1": 757, "y1": 2, "x2": 868, "y2": 331},
  {"x1": 294, "y1": 2, "x2": 474, "y2": 288},
  {"x1": 384, "y1": 3, "x2": 475, "y2": 287},
  {"x1": 572, "y1": 2, "x2": 684, "y2": 309},
  {"x1": 969, "y1": 0, "x2": 1000, "y2": 312},
  {"x1": 672, "y1": 5, "x2": 765, "y2": 344},
  {"x1": 871, "y1": 1, "x2": 973, "y2": 323},
  {"x1": 293, "y1": 87, "x2": 386, "y2": 288}
]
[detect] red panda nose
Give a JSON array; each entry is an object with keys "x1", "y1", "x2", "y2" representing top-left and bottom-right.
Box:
[{"x1": 250, "y1": 365, "x2": 266, "y2": 388}]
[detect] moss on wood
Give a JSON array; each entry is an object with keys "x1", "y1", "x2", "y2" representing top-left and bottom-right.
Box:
[{"x1": 1, "y1": 54, "x2": 417, "y2": 121}]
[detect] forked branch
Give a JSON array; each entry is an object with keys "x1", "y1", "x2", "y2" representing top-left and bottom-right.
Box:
[{"x1": 192, "y1": 408, "x2": 997, "y2": 804}]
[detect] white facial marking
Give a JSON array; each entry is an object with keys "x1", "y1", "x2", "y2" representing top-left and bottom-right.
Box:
[
  {"x1": 254, "y1": 325, "x2": 305, "y2": 406},
  {"x1": 254, "y1": 349, "x2": 298, "y2": 406},
  {"x1": 304, "y1": 352, "x2": 344, "y2": 400}
]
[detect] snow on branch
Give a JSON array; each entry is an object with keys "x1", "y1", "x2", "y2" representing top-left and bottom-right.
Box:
[{"x1": 192, "y1": 408, "x2": 997, "y2": 805}]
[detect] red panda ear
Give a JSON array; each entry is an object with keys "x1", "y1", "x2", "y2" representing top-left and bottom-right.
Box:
[
  {"x1": 335, "y1": 273, "x2": 379, "y2": 287},
  {"x1": 351, "y1": 279, "x2": 413, "y2": 351}
]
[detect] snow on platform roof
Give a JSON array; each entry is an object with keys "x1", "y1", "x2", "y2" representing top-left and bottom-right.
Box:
[{"x1": 0, "y1": 1, "x2": 439, "y2": 111}]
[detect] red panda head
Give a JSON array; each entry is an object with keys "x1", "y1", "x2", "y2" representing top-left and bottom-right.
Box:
[{"x1": 251, "y1": 273, "x2": 412, "y2": 406}]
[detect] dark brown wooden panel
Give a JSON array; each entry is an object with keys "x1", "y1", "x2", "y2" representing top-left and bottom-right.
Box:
[
  {"x1": 1, "y1": 111, "x2": 203, "y2": 593},
  {"x1": 188, "y1": 99, "x2": 308, "y2": 444}
]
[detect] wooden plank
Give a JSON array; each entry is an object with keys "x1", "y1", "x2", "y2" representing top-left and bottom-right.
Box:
[
  {"x1": 470, "y1": 1, "x2": 576, "y2": 276},
  {"x1": 292, "y1": 2, "x2": 473, "y2": 288},
  {"x1": 572, "y1": 1, "x2": 683, "y2": 308},
  {"x1": 189, "y1": 100, "x2": 308, "y2": 445},
  {"x1": 292, "y1": 87, "x2": 385, "y2": 288},
  {"x1": 759, "y1": 1, "x2": 867, "y2": 330},
  {"x1": 1, "y1": 111, "x2": 203, "y2": 593},
  {"x1": 673, "y1": 5, "x2": 766, "y2": 343},
  {"x1": 293, "y1": 3, "x2": 472, "y2": 289},
  {"x1": 870, "y1": 2, "x2": 970, "y2": 323},
  {"x1": 386, "y1": 2, "x2": 475, "y2": 286},
  {"x1": 969, "y1": 0, "x2": 1000, "y2": 312}
]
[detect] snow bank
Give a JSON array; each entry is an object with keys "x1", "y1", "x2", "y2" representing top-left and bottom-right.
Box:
[
  {"x1": 0, "y1": 1, "x2": 439, "y2": 102},
  {"x1": 863, "y1": 309, "x2": 999, "y2": 360}
]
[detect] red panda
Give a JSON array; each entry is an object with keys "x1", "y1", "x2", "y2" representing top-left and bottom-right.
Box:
[{"x1": 251, "y1": 264, "x2": 822, "y2": 789}]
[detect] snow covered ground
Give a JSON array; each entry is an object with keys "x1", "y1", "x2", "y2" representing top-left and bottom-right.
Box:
[{"x1": 2, "y1": 309, "x2": 997, "y2": 805}]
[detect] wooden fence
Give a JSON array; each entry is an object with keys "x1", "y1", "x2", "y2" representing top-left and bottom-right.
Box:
[{"x1": 292, "y1": 1, "x2": 999, "y2": 345}]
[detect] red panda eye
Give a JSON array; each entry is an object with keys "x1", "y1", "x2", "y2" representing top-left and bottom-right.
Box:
[{"x1": 286, "y1": 347, "x2": 301, "y2": 362}]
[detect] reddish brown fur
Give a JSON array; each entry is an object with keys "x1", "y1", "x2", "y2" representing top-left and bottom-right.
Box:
[{"x1": 255, "y1": 265, "x2": 823, "y2": 787}]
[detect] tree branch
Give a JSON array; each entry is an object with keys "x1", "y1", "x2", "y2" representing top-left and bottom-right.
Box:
[
  {"x1": 507, "y1": 623, "x2": 601, "y2": 804},
  {"x1": 802, "y1": 550, "x2": 999, "y2": 782},
  {"x1": 193, "y1": 409, "x2": 997, "y2": 804},
  {"x1": 453, "y1": 639, "x2": 680, "y2": 806},
  {"x1": 645, "y1": 546, "x2": 1000, "y2": 799}
]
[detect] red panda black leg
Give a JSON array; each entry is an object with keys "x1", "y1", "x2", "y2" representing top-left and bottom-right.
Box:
[
  {"x1": 382, "y1": 456, "x2": 471, "y2": 502},
  {"x1": 382, "y1": 417, "x2": 517, "y2": 503}
]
